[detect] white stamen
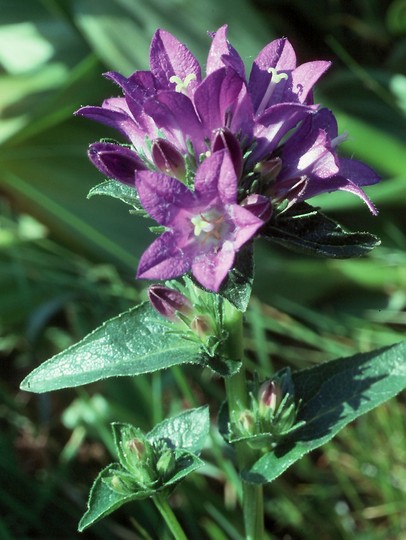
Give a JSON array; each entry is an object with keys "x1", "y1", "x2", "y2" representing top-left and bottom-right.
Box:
[
  {"x1": 256, "y1": 67, "x2": 288, "y2": 117},
  {"x1": 169, "y1": 73, "x2": 197, "y2": 94}
]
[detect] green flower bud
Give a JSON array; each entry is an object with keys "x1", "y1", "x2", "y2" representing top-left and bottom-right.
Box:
[
  {"x1": 237, "y1": 409, "x2": 255, "y2": 436},
  {"x1": 156, "y1": 449, "x2": 176, "y2": 480}
]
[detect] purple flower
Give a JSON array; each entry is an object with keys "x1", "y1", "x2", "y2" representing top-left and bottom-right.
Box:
[
  {"x1": 75, "y1": 26, "x2": 249, "y2": 160},
  {"x1": 268, "y1": 109, "x2": 379, "y2": 213},
  {"x1": 76, "y1": 22, "x2": 380, "y2": 279},
  {"x1": 75, "y1": 26, "x2": 327, "y2": 187},
  {"x1": 135, "y1": 150, "x2": 265, "y2": 292}
]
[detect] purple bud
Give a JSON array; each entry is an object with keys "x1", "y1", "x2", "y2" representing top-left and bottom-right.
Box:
[
  {"x1": 256, "y1": 157, "x2": 282, "y2": 183},
  {"x1": 258, "y1": 380, "x2": 283, "y2": 416},
  {"x1": 211, "y1": 128, "x2": 243, "y2": 178},
  {"x1": 148, "y1": 285, "x2": 192, "y2": 322},
  {"x1": 241, "y1": 194, "x2": 272, "y2": 222},
  {"x1": 88, "y1": 142, "x2": 146, "y2": 184},
  {"x1": 151, "y1": 139, "x2": 186, "y2": 179}
]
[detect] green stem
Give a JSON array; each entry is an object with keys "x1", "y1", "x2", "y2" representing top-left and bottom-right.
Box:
[
  {"x1": 222, "y1": 301, "x2": 265, "y2": 540},
  {"x1": 153, "y1": 494, "x2": 188, "y2": 540},
  {"x1": 243, "y1": 484, "x2": 264, "y2": 540}
]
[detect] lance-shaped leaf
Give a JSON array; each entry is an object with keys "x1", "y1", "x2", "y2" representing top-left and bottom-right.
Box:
[
  {"x1": 88, "y1": 179, "x2": 144, "y2": 211},
  {"x1": 263, "y1": 202, "x2": 380, "y2": 258},
  {"x1": 20, "y1": 302, "x2": 202, "y2": 393},
  {"x1": 78, "y1": 464, "x2": 152, "y2": 532},
  {"x1": 242, "y1": 341, "x2": 406, "y2": 484}
]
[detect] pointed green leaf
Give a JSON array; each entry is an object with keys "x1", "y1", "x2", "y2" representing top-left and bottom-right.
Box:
[
  {"x1": 88, "y1": 179, "x2": 143, "y2": 211},
  {"x1": 243, "y1": 341, "x2": 406, "y2": 484},
  {"x1": 148, "y1": 406, "x2": 209, "y2": 455},
  {"x1": 20, "y1": 302, "x2": 202, "y2": 393},
  {"x1": 78, "y1": 464, "x2": 148, "y2": 531},
  {"x1": 263, "y1": 202, "x2": 380, "y2": 258}
]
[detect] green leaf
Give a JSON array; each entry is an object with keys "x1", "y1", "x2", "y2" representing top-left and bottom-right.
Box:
[
  {"x1": 205, "y1": 354, "x2": 243, "y2": 378},
  {"x1": 264, "y1": 202, "x2": 380, "y2": 258},
  {"x1": 148, "y1": 406, "x2": 209, "y2": 455},
  {"x1": 219, "y1": 244, "x2": 254, "y2": 312},
  {"x1": 20, "y1": 302, "x2": 202, "y2": 393},
  {"x1": 87, "y1": 179, "x2": 143, "y2": 211},
  {"x1": 243, "y1": 341, "x2": 406, "y2": 484},
  {"x1": 78, "y1": 464, "x2": 144, "y2": 531}
]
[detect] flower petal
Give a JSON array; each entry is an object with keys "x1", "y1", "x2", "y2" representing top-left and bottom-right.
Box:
[
  {"x1": 229, "y1": 204, "x2": 264, "y2": 249},
  {"x1": 248, "y1": 38, "x2": 296, "y2": 112},
  {"x1": 194, "y1": 150, "x2": 237, "y2": 204},
  {"x1": 135, "y1": 170, "x2": 194, "y2": 226},
  {"x1": 137, "y1": 232, "x2": 192, "y2": 280},
  {"x1": 191, "y1": 242, "x2": 235, "y2": 292},
  {"x1": 281, "y1": 128, "x2": 339, "y2": 180},
  {"x1": 206, "y1": 25, "x2": 246, "y2": 78},
  {"x1": 250, "y1": 103, "x2": 315, "y2": 163},
  {"x1": 290, "y1": 61, "x2": 331, "y2": 104},
  {"x1": 336, "y1": 158, "x2": 380, "y2": 187},
  {"x1": 75, "y1": 104, "x2": 145, "y2": 148},
  {"x1": 150, "y1": 29, "x2": 201, "y2": 93},
  {"x1": 194, "y1": 68, "x2": 244, "y2": 133},
  {"x1": 144, "y1": 91, "x2": 206, "y2": 154}
]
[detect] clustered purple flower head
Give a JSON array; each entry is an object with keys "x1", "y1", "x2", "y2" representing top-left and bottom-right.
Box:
[{"x1": 76, "y1": 26, "x2": 380, "y2": 292}]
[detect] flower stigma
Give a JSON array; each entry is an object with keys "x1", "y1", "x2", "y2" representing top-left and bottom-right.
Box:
[
  {"x1": 191, "y1": 209, "x2": 228, "y2": 245},
  {"x1": 256, "y1": 67, "x2": 289, "y2": 116},
  {"x1": 169, "y1": 73, "x2": 197, "y2": 94}
]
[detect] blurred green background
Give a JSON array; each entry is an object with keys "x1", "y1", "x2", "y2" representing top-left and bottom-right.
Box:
[{"x1": 1, "y1": 0, "x2": 405, "y2": 538}]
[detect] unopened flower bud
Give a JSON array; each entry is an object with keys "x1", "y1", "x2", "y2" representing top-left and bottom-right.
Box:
[
  {"x1": 156, "y1": 449, "x2": 176, "y2": 479},
  {"x1": 148, "y1": 285, "x2": 192, "y2": 322},
  {"x1": 190, "y1": 315, "x2": 213, "y2": 338},
  {"x1": 211, "y1": 128, "x2": 243, "y2": 178},
  {"x1": 241, "y1": 194, "x2": 272, "y2": 222},
  {"x1": 255, "y1": 157, "x2": 282, "y2": 183},
  {"x1": 128, "y1": 437, "x2": 145, "y2": 459},
  {"x1": 238, "y1": 410, "x2": 255, "y2": 434},
  {"x1": 108, "y1": 474, "x2": 131, "y2": 494},
  {"x1": 88, "y1": 142, "x2": 146, "y2": 184},
  {"x1": 151, "y1": 139, "x2": 186, "y2": 179},
  {"x1": 258, "y1": 380, "x2": 283, "y2": 417}
]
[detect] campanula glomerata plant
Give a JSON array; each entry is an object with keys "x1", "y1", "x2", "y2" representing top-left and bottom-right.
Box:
[{"x1": 21, "y1": 26, "x2": 406, "y2": 539}]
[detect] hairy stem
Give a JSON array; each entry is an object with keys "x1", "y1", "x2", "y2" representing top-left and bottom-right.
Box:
[
  {"x1": 222, "y1": 301, "x2": 264, "y2": 540},
  {"x1": 153, "y1": 494, "x2": 188, "y2": 540}
]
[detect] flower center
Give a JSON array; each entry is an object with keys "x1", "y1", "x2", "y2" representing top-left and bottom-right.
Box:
[
  {"x1": 169, "y1": 73, "x2": 197, "y2": 94},
  {"x1": 191, "y1": 209, "x2": 227, "y2": 245},
  {"x1": 256, "y1": 67, "x2": 288, "y2": 117}
]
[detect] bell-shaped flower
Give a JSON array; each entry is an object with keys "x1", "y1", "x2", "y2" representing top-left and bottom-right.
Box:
[
  {"x1": 135, "y1": 150, "x2": 265, "y2": 292},
  {"x1": 269, "y1": 108, "x2": 379, "y2": 213}
]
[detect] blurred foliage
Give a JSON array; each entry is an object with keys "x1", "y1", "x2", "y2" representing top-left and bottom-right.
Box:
[{"x1": 1, "y1": 0, "x2": 405, "y2": 538}]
